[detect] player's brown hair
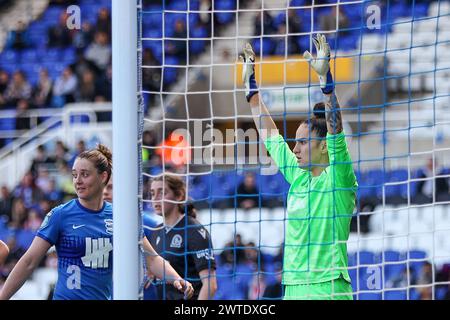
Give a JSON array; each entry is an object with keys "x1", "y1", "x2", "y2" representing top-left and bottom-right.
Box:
[
  {"x1": 77, "y1": 144, "x2": 112, "y2": 185},
  {"x1": 152, "y1": 174, "x2": 196, "y2": 219},
  {"x1": 303, "y1": 102, "x2": 328, "y2": 139}
]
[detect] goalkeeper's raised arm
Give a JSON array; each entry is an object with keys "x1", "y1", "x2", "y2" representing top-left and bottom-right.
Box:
[
  {"x1": 240, "y1": 43, "x2": 278, "y2": 141},
  {"x1": 303, "y1": 34, "x2": 343, "y2": 135}
]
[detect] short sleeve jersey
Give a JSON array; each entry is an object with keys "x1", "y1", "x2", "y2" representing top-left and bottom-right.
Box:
[
  {"x1": 264, "y1": 132, "x2": 357, "y2": 285},
  {"x1": 37, "y1": 199, "x2": 113, "y2": 300},
  {"x1": 148, "y1": 215, "x2": 216, "y2": 300}
]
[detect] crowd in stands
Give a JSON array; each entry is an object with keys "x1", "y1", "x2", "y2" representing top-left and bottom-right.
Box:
[{"x1": 251, "y1": 0, "x2": 431, "y2": 56}]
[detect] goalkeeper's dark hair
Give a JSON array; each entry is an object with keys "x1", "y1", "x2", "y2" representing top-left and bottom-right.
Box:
[
  {"x1": 152, "y1": 174, "x2": 197, "y2": 219},
  {"x1": 304, "y1": 102, "x2": 328, "y2": 138},
  {"x1": 77, "y1": 144, "x2": 112, "y2": 185}
]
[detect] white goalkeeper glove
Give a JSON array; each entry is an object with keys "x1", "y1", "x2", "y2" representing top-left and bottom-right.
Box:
[
  {"x1": 303, "y1": 34, "x2": 334, "y2": 94},
  {"x1": 239, "y1": 43, "x2": 258, "y2": 102}
]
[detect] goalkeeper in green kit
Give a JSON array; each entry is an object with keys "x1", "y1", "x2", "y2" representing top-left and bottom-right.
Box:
[{"x1": 240, "y1": 34, "x2": 357, "y2": 300}]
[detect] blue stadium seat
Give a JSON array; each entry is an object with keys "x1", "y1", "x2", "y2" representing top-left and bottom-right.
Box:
[
  {"x1": 47, "y1": 48, "x2": 63, "y2": 62},
  {"x1": 20, "y1": 49, "x2": 39, "y2": 63},
  {"x1": 167, "y1": 0, "x2": 189, "y2": 11},
  {"x1": 289, "y1": 0, "x2": 306, "y2": 7},
  {"x1": 15, "y1": 229, "x2": 35, "y2": 249},
  {"x1": 0, "y1": 49, "x2": 19, "y2": 64},
  {"x1": 164, "y1": 13, "x2": 186, "y2": 38},
  {"x1": 41, "y1": 6, "x2": 65, "y2": 27},
  {"x1": 385, "y1": 289, "x2": 407, "y2": 300},
  {"x1": 144, "y1": 11, "x2": 163, "y2": 29},
  {"x1": 0, "y1": 117, "x2": 16, "y2": 131},
  {"x1": 407, "y1": 250, "x2": 427, "y2": 276},
  {"x1": 189, "y1": 27, "x2": 208, "y2": 54},
  {"x1": 143, "y1": 27, "x2": 163, "y2": 39},
  {"x1": 382, "y1": 250, "x2": 407, "y2": 281},
  {"x1": 63, "y1": 48, "x2": 76, "y2": 64},
  {"x1": 70, "y1": 114, "x2": 90, "y2": 124},
  {"x1": 252, "y1": 38, "x2": 274, "y2": 56},
  {"x1": 358, "y1": 292, "x2": 382, "y2": 300},
  {"x1": 358, "y1": 251, "x2": 375, "y2": 265},
  {"x1": 214, "y1": 0, "x2": 236, "y2": 25},
  {"x1": 143, "y1": 40, "x2": 163, "y2": 63}
]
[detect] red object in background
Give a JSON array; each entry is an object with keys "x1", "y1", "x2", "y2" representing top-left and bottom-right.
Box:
[{"x1": 156, "y1": 131, "x2": 191, "y2": 166}]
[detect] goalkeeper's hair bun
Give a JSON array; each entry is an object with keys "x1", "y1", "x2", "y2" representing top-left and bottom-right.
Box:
[
  {"x1": 313, "y1": 102, "x2": 326, "y2": 119},
  {"x1": 302, "y1": 102, "x2": 327, "y2": 138}
]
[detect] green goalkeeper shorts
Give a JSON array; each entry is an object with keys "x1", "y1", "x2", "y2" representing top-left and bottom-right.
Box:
[{"x1": 284, "y1": 277, "x2": 354, "y2": 300}]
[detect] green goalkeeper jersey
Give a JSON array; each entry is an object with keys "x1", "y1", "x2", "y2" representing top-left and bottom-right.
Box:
[{"x1": 264, "y1": 132, "x2": 357, "y2": 285}]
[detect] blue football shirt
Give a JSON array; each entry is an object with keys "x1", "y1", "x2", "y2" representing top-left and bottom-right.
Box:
[{"x1": 37, "y1": 199, "x2": 113, "y2": 300}]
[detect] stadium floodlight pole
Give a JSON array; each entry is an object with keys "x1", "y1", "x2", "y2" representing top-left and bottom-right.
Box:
[{"x1": 112, "y1": 0, "x2": 140, "y2": 299}]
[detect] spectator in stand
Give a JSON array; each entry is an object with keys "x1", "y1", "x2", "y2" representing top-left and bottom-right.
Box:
[
  {"x1": 142, "y1": 130, "x2": 157, "y2": 165},
  {"x1": 84, "y1": 31, "x2": 112, "y2": 72},
  {"x1": 71, "y1": 50, "x2": 99, "y2": 80},
  {"x1": 55, "y1": 161, "x2": 75, "y2": 199},
  {"x1": 416, "y1": 158, "x2": 450, "y2": 203},
  {"x1": 52, "y1": 66, "x2": 78, "y2": 107},
  {"x1": 48, "y1": 12, "x2": 72, "y2": 47},
  {"x1": 244, "y1": 241, "x2": 259, "y2": 271},
  {"x1": 417, "y1": 261, "x2": 434, "y2": 300},
  {"x1": 8, "y1": 198, "x2": 28, "y2": 230},
  {"x1": 4, "y1": 71, "x2": 32, "y2": 106},
  {"x1": 236, "y1": 172, "x2": 259, "y2": 210},
  {"x1": 72, "y1": 21, "x2": 94, "y2": 51},
  {"x1": 96, "y1": 64, "x2": 112, "y2": 102},
  {"x1": 45, "y1": 179, "x2": 64, "y2": 203},
  {"x1": 5, "y1": 21, "x2": 30, "y2": 50},
  {"x1": 96, "y1": 8, "x2": 111, "y2": 38},
  {"x1": 35, "y1": 167, "x2": 52, "y2": 194},
  {"x1": 199, "y1": 0, "x2": 212, "y2": 35},
  {"x1": 48, "y1": 140, "x2": 70, "y2": 167},
  {"x1": 248, "y1": 270, "x2": 268, "y2": 300},
  {"x1": 0, "y1": 70, "x2": 10, "y2": 107},
  {"x1": 15, "y1": 99, "x2": 31, "y2": 131},
  {"x1": 1, "y1": 236, "x2": 27, "y2": 275},
  {"x1": 23, "y1": 208, "x2": 43, "y2": 232},
  {"x1": 262, "y1": 262, "x2": 283, "y2": 300},
  {"x1": 287, "y1": 8, "x2": 302, "y2": 51},
  {"x1": 142, "y1": 48, "x2": 161, "y2": 95},
  {"x1": 13, "y1": 171, "x2": 44, "y2": 209},
  {"x1": 30, "y1": 144, "x2": 52, "y2": 177},
  {"x1": 68, "y1": 139, "x2": 86, "y2": 166},
  {"x1": 75, "y1": 69, "x2": 97, "y2": 102},
  {"x1": 0, "y1": 185, "x2": 14, "y2": 221},
  {"x1": 386, "y1": 266, "x2": 416, "y2": 289},
  {"x1": 32, "y1": 69, "x2": 53, "y2": 108},
  {"x1": 320, "y1": 6, "x2": 350, "y2": 37},
  {"x1": 166, "y1": 19, "x2": 187, "y2": 63},
  {"x1": 273, "y1": 24, "x2": 299, "y2": 56},
  {"x1": 254, "y1": 10, "x2": 276, "y2": 36}
]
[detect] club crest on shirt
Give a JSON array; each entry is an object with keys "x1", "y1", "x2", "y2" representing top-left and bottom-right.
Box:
[
  {"x1": 39, "y1": 210, "x2": 54, "y2": 230},
  {"x1": 170, "y1": 234, "x2": 183, "y2": 248},
  {"x1": 104, "y1": 219, "x2": 113, "y2": 235}
]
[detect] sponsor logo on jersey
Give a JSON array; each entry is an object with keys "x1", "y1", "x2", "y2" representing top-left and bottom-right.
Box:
[
  {"x1": 197, "y1": 228, "x2": 207, "y2": 239},
  {"x1": 196, "y1": 249, "x2": 214, "y2": 260},
  {"x1": 156, "y1": 236, "x2": 160, "y2": 246},
  {"x1": 170, "y1": 234, "x2": 183, "y2": 248},
  {"x1": 81, "y1": 237, "x2": 113, "y2": 269},
  {"x1": 72, "y1": 224, "x2": 85, "y2": 230},
  {"x1": 104, "y1": 219, "x2": 113, "y2": 235}
]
